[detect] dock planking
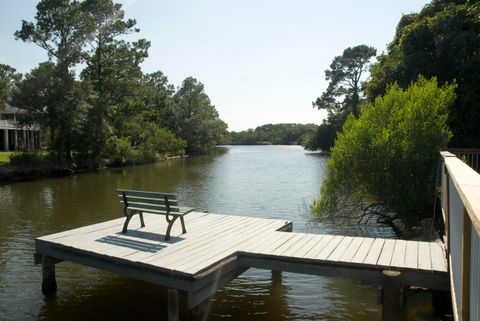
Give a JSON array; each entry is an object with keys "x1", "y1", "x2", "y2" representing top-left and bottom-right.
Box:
[{"x1": 35, "y1": 212, "x2": 449, "y2": 313}]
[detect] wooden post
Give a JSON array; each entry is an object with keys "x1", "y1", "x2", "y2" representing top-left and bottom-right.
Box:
[
  {"x1": 461, "y1": 209, "x2": 472, "y2": 321},
  {"x1": 41, "y1": 255, "x2": 57, "y2": 295},
  {"x1": 168, "y1": 289, "x2": 180, "y2": 321},
  {"x1": 272, "y1": 270, "x2": 283, "y2": 285},
  {"x1": 188, "y1": 300, "x2": 209, "y2": 321},
  {"x1": 381, "y1": 270, "x2": 402, "y2": 321},
  {"x1": 445, "y1": 167, "x2": 451, "y2": 256},
  {"x1": 3, "y1": 129, "x2": 8, "y2": 151}
]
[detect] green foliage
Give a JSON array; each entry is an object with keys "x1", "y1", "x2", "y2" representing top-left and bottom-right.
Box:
[
  {"x1": 313, "y1": 77, "x2": 455, "y2": 223},
  {"x1": 313, "y1": 45, "x2": 377, "y2": 118},
  {"x1": 14, "y1": 0, "x2": 93, "y2": 165},
  {"x1": 104, "y1": 122, "x2": 186, "y2": 166},
  {"x1": 309, "y1": 45, "x2": 376, "y2": 152},
  {"x1": 7, "y1": 151, "x2": 63, "y2": 171},
  {"x1": 173, "y1": 77, "x2": 228, "y2": 154},
  {"x1": 366, "y1": 0, "x2": 480, "y2": 147},
  {"x1": 11, "y1": 0, "x2": 226, "y2": 172},
  {"x1": 0, "y1": 152, "x2": 13, "y2": 164},
  {"x1": 0, "y1": 64, "x2": 21, "y2": 107},
  {"x1": 230, "y1": 123, "x2": 318, "y2": 145},
  {"x1": 303, "y1": 122, "x2": 337, "y2": 152}
]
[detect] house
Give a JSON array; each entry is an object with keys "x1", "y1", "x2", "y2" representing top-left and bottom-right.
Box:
[{"x1": 0, "y1": 104, "x2": 41, "y2": 151}]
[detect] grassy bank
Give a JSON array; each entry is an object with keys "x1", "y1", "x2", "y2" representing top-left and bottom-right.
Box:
[
  {"x1": 0, "y1": 152, "x2": 13, "y2": 164},
  {"x1": 0, "y1": 151, "x2": 187, "y2": 183}
]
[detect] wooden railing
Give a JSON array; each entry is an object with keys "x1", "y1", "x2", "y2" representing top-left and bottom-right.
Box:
[
  {"x1": 448, "y1": 149, "x2": 480, "y2": 173},
  {"x1": 440, "y1": 151, "x2": 480, "y2": 321}
]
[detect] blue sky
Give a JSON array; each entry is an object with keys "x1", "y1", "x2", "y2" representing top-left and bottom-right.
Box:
[{"x1": 0, "y1": 0, "x2": 428, "y2": 131}]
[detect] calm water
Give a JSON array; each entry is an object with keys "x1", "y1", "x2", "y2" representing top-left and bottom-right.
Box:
[{"x1": 0, "y1": 145, "x2": 434, "y2": 320}]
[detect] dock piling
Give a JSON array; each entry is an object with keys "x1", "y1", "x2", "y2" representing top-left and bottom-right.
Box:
[
  {"x1": 41, "y1": 255, "x2": 57, "y2": 295},
  {"x1": 381, "y1": 270, "x2": 402, "y2": 321},
  {"x1": 168, "y1": 289, "x2": 180, "y2": 321}
]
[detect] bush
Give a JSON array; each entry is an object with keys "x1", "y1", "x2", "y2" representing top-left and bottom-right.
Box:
[
  {"x1": 8, "y1": 151, "x2": 52, "y2": 168},
  {"x1": 313, "y1": 77, "x2": 456, "y2": 224},
  {"x1": 104, "y1": 121, "x2": 186, "y2": 166}
]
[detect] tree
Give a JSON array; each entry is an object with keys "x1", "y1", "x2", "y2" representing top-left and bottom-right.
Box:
[
  {"x1": 366, "y1": 0, "x2": 480, "y2": 147},
  {"x1": 140, "y1": 71, "x2": 176, "y2": 131},
  {"x1": 312, "y1": 77, "x2": 455, "y2": 231},
  {"x1": 307, "y1": 45, "x2": 377, "y2": 152},
  {"x1": 173, "y1": 77, "x2": 228, "y2": 154},
  {"x1": 80, "y1": 0, "x2": 149, "y2": 165},
  {"x1": 313, "y1": 45, "x2": 377, "y2": 119},
  {"x1": 15, "y1": 0, "x2": 92, "y2": 165},
  {"x1": 0, "y1": 64, "x2": 21, "y2": 108}
]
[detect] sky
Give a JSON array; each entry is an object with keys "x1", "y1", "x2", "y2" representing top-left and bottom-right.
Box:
[{"x1": 0, "y1": 0, "x2": 429, "y2": 131}]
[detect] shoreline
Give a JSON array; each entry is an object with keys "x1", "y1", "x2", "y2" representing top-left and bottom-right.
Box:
[{"x1": 0, "y1": 154, "x2": 188, "y2": 185}]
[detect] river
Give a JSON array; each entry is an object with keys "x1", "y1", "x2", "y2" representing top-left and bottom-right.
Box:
[{"x1": 0, "y1": 145, "x2": 435, "y2": 320}]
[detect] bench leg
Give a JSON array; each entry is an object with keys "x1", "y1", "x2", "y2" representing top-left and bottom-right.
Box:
[
  {"x1": 122, "y1": 214, "x2": 133, "y2": 233},
  {"x1": 180, "y1": 216, "x2": 187, "y2": 234},
  {"x1": 165, "y1": 215, "x2": 179, "y2": 241},
  {"x1": 139, "y1": 212, "x2": 145, "y2": 228}
]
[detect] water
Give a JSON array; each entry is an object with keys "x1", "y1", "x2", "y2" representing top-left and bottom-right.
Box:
[{"x1": 0, "y1": 145, "x2": 434, "y2": 320}]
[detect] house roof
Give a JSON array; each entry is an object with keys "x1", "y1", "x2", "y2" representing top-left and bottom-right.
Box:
[{"x1": 1, "y1": 103, "x2": 27, "y2": 114}]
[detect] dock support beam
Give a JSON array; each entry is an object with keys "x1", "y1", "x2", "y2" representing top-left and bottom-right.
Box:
[
  {"x1": 41, "y1": 256, "x2": 57, "y2": 295},
  {"x1": 381, "y1": 270, "x2": 402, "y2": 321},
  {"x1": 168, "y1": 289, "x2": 180, "y2": 321}
]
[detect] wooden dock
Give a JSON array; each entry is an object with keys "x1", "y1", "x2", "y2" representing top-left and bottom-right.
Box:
[{"x1": 35, "y1": 212, "x2": 449, "y2": 320}]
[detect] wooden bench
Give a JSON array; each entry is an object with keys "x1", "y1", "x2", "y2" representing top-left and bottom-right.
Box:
[{"x1": 117, "y1": 189, "x2": 194, "y2": 241}]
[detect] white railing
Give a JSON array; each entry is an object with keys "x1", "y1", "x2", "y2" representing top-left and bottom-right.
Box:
[
  {"x1": 449, "y1": 149, "x2": 480, "y2": 173},
  {"x1": 441, "y1": 151, "x2": 480, "y2": 321},
  {"x1": 0, "y1": 119, "x2": 40, "y2": 130}
]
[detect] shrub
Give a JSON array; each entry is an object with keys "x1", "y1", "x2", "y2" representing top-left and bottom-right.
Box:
[{"x1": 313, "y1": 77, "x2": 456, "y2": 225}]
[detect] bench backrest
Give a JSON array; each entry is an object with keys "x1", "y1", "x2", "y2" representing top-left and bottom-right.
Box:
[{"x1": 116, "y1": 189, "x2": 181, "y2": 213}]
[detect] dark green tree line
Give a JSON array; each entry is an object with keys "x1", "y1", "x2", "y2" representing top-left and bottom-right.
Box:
[
  {"x1": 366, "y1": 0, "x2": 480, "y2": 147},
  {"x1": 230, "y1": 123, "x2": 317, "y2": 145}
]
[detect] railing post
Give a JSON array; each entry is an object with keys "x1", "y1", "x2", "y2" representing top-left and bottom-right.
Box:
[
  {"x1": 461, "y1": 208, "x2": 472, "y2": 321},
  {"x1": 445, "y1": 167, "x2": 451, "y2": 257}
]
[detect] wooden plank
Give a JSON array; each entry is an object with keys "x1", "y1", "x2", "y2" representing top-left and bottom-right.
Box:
[
  {"x1": 377, "y1": 239, "x2": 396, "y2": 267},
  {"x1": 54, "y1": 212, "x2": 211, "y2": 251},
  {"x1": 270, "y1": 233, "x2": 306, "y2": 256},
  {"x1": 147, "y1": 216, "x2": 255, "y2": 266},
  {"x1": 461, "y1": 212, "x2": 472, "y2": 321},
  {"x1": 281, "y1": 234, "x2": 317, "y2": 257},
  {"x1": 339, "y1": 237, "x2": 365, "y2": 262},
  {"x1": 294, "y1": 234, "x2": 326, "y2": 258},
  {"x1": 126, "y1": 215, "x2": 249, "y2": 262},
  {"x1": 390, "y1": 240, "x2": 407, "y2": 268},
  {"x1": 116, "y1": 189, "x2": 176, "y2": 199},
  {"x1": 351, "y1": 238, "x2": 374, "y2": 264},
  {"x1": 179, "y1": 220, "x2": 285, "y2": 273},
  {"x1": 327, "y1": 236, "x2": 354, "y2": 261},
  {"x1": 244, "y1": 231, "x2": 295, "y2": 255},
  {"x1": 315, "y1": 236, "x2": 344, "y2": 260},
  {"x1": 363, "y1": 238, "x2": 385, "y2": 265},
  {"x1": 162, "y1": 217, "x2": 281, "y2": 270},
  {"x1": 430, "y1": 242, "x2": 447, "y2": 272},
  {"x1": 304, "y1": 235, "x2": 335, "y2": 259},
  {"x1": 403, "y1": 241, "x2": 418, "y2": 269},
  {"x1": 77, "y1": 214, "x2": 242, "y2": 261},
  {"x1": 118, "y1": 195, "x2": 178, "y2": 206},
  {"x1": 417, "y1": 242, "x2": 432, "y2": 271}
]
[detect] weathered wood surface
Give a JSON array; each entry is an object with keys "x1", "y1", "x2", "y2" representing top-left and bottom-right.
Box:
[{"x1": 35, "y1": 212, "x2": 448, "y2": 296}]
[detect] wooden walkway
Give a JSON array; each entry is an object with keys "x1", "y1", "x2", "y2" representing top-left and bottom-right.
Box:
[{"x1": 35, "y1": 212, "x2": 449, "y2": 314}]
